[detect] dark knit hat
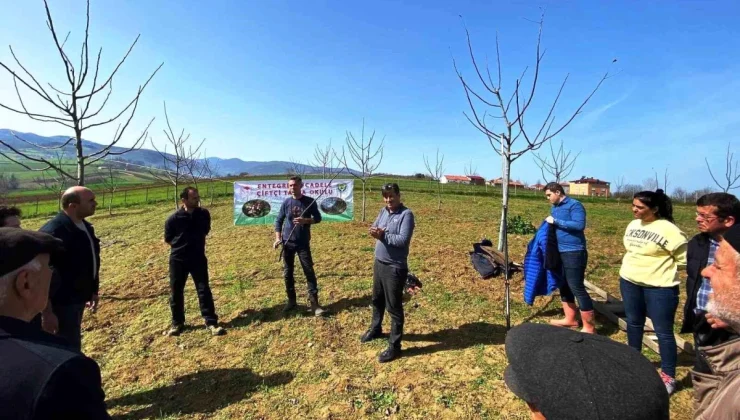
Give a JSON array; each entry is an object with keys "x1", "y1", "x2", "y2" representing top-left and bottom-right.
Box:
[
  {"x1": 0, "y1": 228, "x2": 64, "y2": 277},
  {"x1": 723, "y1": 224, "x2": 740, "y2": 254},
  {"x1": 504, "y1": 323, "x2": 669, "y2": 420}
]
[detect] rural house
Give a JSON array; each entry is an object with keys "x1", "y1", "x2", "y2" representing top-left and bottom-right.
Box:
[
  {"x1": 468, "y1": 175, "x2": 485, "y2": 185},
  {"x1": 568, "y1": 176, "x2": 610, "y2": 197},
  {"x1": 489, "y1": 177, "x2": 525, "y2": 189},
  {"x1": 440, "y1": 175, "x2": 484, "y2": 185},
  {"x1": 530, "y1": 183, "x2": 546, "y2": 191},
  {"x1": 440, "y1": 175, "x2": 469, "y2": 184}
]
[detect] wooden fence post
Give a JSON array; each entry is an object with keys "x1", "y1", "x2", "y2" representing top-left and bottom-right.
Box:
[
  {"x1": 145, "y1": 188, "x2": 149, "y2": 203},
  {"x1": 124, "y1": 190, "x2": 127, "y2": 206},
  {"x1": 35, "y1": 200, "x2": 39, "y2": 216}
]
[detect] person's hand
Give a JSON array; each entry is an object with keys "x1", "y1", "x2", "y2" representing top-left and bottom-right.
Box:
[
  {"x1": 293, "y1": 217, "x2": 312, "y2": 225},
  {"x1": 369, "y1": 227, "x2": 384, "y2": 239},
  {"x1": 706, "y1": 312, "x2": 734, "y2": 331},
  {"x1": 273, "y1": 239, "x2": 282, "y2": 249},
  {"x1": 41, "y1": 310, "x2": 58, "y2": 334},
  {"x1": 86, "y1": 294, "x2": 99, "y2": 313},
  {"x1": 406, "y1": 286, "x2": 421, "y2": 295},
  {"x1": 545, "y1": 216, "x2": 555, "y2": 224}
]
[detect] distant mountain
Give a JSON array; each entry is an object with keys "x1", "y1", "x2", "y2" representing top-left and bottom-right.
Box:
[{"x1": 0, "y1": 129, "x2": 350, "y2": 177}]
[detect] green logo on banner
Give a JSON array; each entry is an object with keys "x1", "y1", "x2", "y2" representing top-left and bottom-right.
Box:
[{"x1": 337, "y1": 183, "x2": 347, "y2": 192}]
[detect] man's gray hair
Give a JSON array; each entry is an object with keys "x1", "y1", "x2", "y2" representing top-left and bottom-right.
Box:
[{"x1": 0, "y1": 257, "x2": 42, "y2": 307}]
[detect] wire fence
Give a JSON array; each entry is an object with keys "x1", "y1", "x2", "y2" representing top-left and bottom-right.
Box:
[{"x1": 6, "y1": 174, "x2": 643, "y2": 219}]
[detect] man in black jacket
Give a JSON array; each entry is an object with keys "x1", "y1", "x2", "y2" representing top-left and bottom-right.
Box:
[
  {"x1": 681, "y1": 192, "x2": 740, "y2": 373},
  {"x1": 164, "y1": 187, "x2": 226, "y2": 336},
  {"x1": 39, "y1": 186, "x2": 101, "y2": 351},
  {"x1": 0, "y1": 228, "x2": 110, "y2": 419}
]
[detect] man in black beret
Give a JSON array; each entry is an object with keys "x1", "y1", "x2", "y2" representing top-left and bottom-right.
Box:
[
  {"x1": 692, "y1": 224, "x2": 740, "y2": 419},
  {"x1": 0, "y1": 228, "x2": 110, "y2": 419},
  {"x1": 504, "y1": 322, "x2": 669, "y2": 420}
]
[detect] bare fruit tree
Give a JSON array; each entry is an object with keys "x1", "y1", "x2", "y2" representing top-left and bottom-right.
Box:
[
  {"x1": 149, "y1": 103, "x2": 205, "y2": 209},
  {"x1": 613, "y1": 175, "x2": 626, "y2": 201},
  {"x1": 653, "y1": 167, "x2": 669, "y2": 192},
  {"x1": 533, "y1": 139, "x2": 580, "y2": 183},
  {"x1": 99, "y1": 165, "x2": 119, "y2": 215},
  {"x1": 464, "y1": 159, "x2": 479, "y2": 195},
  {"x1": 0, "y1": 0, "x2": 162, "y2": 186},
  {"x1": 200, "y1": 154, "x2": 221, "y2": 205},
  {"x1": 706, "y1": 143, "x2": 740, "y2": 192},
  {"x1": 312, "y1": 141, "x2": 336, "y2": 179},
  {"x1": 33, "y1": 151, "x2": 69, "y2": 209},
  {"x1": 673, "y1": 187, "x2": 689, "y2": 204},
  {"x1": 454, "y1": 13, "x2": 612, "y2": 251},
  {"x1": 287, "y1": 157, "x2": 307, "y2": 177},
  {"x1": 642, "y1": 177, "x2": 658, "y2": 191},
  {"x1": 423, "y1": 148, "x2": 445, "y2": 210},
  {"x1": 336, "y1": 119, "x2": 384, "y2": 222}
]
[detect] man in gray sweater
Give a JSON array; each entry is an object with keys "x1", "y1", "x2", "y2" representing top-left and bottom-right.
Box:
[{"x1": 360, "y1": 183, "x2": 415, "y2": 362}]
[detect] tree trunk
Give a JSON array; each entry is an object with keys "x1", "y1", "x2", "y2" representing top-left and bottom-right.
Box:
[
  {"x1": 75, "y1": 130, "x2": 84, "y2": 186},
  {"x1": 108, "y1": 192, "x2": 113, "y2": 215},
  {"x1": 437, "y1": 182, "x2": 442, "y2": 210},
  {"x1": 173, "y1": 181, "x2": 179, "y2": 210},
  {"x1": 498, "y1": 140, "x2": 511, "y2": 252},
  {"x1": 361, "y1": 180, "x2": 367, "y2": 222}
]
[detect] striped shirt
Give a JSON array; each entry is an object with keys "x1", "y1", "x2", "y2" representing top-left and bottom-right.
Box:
[{"x1": 695, "y1": 238, "x2": 719, "y2": 313}]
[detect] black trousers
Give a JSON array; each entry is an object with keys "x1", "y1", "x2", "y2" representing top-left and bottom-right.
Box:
[
  {"x1": 169, "y1": 256, "x2": 218, "y2": 326},
  {"x1": 369, "y1": 259, "x2": 407, "y2": 349},
  {"x1": 693, "y1": 309, "x2": 739, "y2": 373},
  {"x1": 282, "y1": 244, "x2": 319, "y2": 299}
]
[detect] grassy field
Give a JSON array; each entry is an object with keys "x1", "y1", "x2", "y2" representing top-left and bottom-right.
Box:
[{"x1": 21, "y1": 189, "x2": 699, "y2": 419}]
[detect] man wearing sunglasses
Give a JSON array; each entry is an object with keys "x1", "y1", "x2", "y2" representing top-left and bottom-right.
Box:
[
  {"x1": 360, "y1": 183, "x2": 415, "y2": 363},
  {"x1": 681, "y1": 192, "x2": 740, "y2": 376}
]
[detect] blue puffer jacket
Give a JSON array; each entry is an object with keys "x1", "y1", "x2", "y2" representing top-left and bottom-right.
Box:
[{"x1": 523, "y1": 222, "x2": 563, "y2": 305}]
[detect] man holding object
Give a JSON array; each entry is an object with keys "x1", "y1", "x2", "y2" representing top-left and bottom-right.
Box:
[
  {"x1": 361, "y1": 183, "x2": 415, "y2": 363},
  {"x1": 274, "y1": 176, "x2": 326, "y2": 316}
]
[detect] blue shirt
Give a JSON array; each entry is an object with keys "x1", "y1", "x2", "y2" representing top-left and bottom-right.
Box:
[
  {"x1": 274, "y1": 195, "x2": 322, "y2": 247},
  {"x1": 372, "y1": 205, "x2": 415, "y2": 268},
  {"x1": 695, "y1": 238, "x2": 718, "y2": 313},
  {"x1": 550, "y1": 196, "x2": 587, "y2": 252}
]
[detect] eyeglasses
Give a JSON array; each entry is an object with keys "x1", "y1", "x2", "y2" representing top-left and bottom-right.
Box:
[
  {"x1": 696, "y1": 212, "x2": 721, "y2": 221},
  {"x1": 382, "y1": 183, "x2": 398, "y2": 191}
]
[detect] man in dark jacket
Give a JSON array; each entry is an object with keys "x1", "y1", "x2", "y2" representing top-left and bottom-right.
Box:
[
  {"x1": 39, "y1": 186, "x2": 101, "y2": 351},
  {"x1": 0, "y1": 228, "x2": 110, "y2": 419},
  {"x1": 164, "y1": 187, "x2": 226, "y2": 337},
  {"x1": 273, "y1": 176, "x2": 325, "y2": 316},
  {"x1": 681, "y1": 192, "x2": 739, "y2": 373}
]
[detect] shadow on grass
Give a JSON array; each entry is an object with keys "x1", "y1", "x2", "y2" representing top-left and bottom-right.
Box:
[
  {"x1": 107, "y1": 368, "x2": 294, "y2": 419},
  {"x1": 225, "y1": 294, "x2": 373, "y2": 328},
  {"x1": 403, "y1": 322, "x2": 507, "y2": 357},
  {"x1": 105, "y1": 292, "x2": 168, "y2": 302}
]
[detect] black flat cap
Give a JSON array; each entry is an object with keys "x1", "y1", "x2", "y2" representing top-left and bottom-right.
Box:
[
  {"x1": 0, "y1": 228, "x2": 65, "y2": 277},
  {"x1": 504, "y1": 323, "x2": 669, "y2": 420},
  {"x1": 723, "y1": 224, "x2": 740, "y2": 254}
]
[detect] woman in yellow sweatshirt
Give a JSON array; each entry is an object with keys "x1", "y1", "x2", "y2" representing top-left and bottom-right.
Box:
[{"x1": 619, "y1": 189, "x2": 687, "y2": 396}]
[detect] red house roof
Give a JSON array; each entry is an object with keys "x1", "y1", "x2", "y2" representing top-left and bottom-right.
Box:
[
  {"x1": 468, "y1": 175, "x2": 485, "y2": 181},
  {"x1": 443, "y1": 175, "x2": 469, "y2": 181},
  {"x1": 570, "y1": 176, "x2": 610, "y2": 185},
  {"x1": 490, "y1": 177, "x2": 525, "y2": 187}
]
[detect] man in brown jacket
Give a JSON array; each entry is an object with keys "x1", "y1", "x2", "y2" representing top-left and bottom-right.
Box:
[{"x1": 692, "y1": 224, "x2": 740, "y2": 419}]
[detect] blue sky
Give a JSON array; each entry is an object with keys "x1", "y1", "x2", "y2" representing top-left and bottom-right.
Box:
[{"x1": 1, "y1": 0, "x2": 738, "y2": 191}]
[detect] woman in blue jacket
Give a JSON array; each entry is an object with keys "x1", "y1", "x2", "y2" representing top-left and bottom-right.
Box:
[{"x1": 544, "y1": 182, "x2": 595, "y2": 333}]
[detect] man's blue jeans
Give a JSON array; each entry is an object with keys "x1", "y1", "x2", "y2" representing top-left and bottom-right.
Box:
[
  {"x1": 620, "y1": 278, "x2": 679, "y2": 378},
  {"x1": 559, "y1": 250, "x2": 593, "y2": 311}
]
